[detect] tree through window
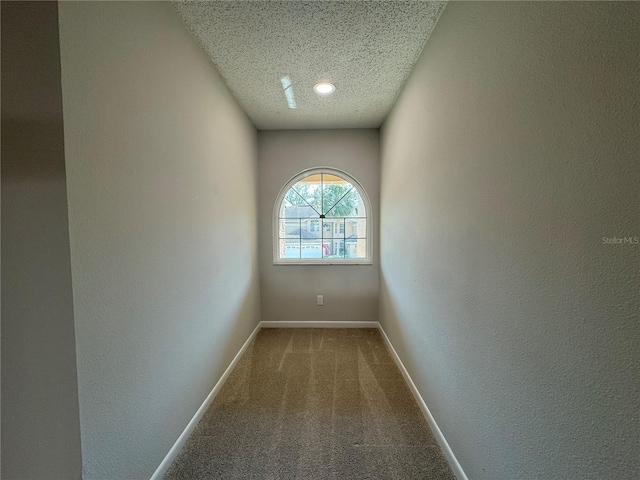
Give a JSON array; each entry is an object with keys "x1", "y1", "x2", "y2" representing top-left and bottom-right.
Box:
[{"x1": 274, "y1": 168, "x2": 370, "y2": 264}]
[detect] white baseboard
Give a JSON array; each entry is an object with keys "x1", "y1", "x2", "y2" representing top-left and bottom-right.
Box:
[
  {"x1": 151, "y1": 320, "x2": 467, "y2": 480},
  {"x1": 377, "y1": 324, "x2": 469, "y2": 480},
  {"x1": 149, "y1": 322, "x2": 262, "y2": 480},
  {"x1": 260, "y1": 320, "x2": 379, "y2": 329}
]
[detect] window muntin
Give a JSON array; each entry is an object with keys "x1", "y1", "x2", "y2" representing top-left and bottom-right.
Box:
[{"x1": 274, "y1": 168, "x2": 371, "y2": 264}]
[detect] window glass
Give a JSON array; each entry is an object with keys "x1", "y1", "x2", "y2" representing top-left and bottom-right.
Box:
[{"x1": 275, "y1": 169, "x2": 370, "y2": 264}]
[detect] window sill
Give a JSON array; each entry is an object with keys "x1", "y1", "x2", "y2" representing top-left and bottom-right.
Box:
[{"x1": 273, "y1": 259, "x2": 372, "y2": 266}]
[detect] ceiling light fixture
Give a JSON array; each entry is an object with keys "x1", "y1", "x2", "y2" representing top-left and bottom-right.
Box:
[{"x1": 314, "y1": 82, "x2": 335, "y2": 95}]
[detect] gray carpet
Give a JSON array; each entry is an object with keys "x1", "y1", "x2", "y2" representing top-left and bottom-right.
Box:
[{"x1": 165, "y1": 328, "x2": 455, "y2": 479}]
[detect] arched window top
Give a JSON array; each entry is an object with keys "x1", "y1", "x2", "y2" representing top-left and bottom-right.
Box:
[{"x1": 273, "y1": 167, "x2": 372, "y2": 264}]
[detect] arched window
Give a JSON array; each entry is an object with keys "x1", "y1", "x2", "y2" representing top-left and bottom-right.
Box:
[{"x1": 273, "y1": 167, "x2": 371, "y2": 264}]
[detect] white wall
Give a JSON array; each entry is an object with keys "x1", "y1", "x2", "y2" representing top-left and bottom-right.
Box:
[
  {"x1": 258, "y1": 130, "x2": 379, "y2": 323},
  {"x1": 1, "y1": 3, "x2": 83, "y2": 478},
  {"x1": 380, "y1": 2, "x2": 639, "y2": 479},
  {"x1": 58, "y1": 2, "x2": 260, "y2": 478}
]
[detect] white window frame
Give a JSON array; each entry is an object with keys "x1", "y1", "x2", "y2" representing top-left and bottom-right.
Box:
[{"x1": 273, "y1": 167, "x2": 372, "y2": 265}]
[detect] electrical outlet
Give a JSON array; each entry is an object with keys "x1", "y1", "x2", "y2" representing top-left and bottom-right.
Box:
[{"x1": 317, "y1": 295, "x2": 324, "y2": 306}]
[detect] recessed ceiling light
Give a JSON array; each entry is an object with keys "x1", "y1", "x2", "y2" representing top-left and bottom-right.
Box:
[{"x1": 314, "y1": 82, "x2": 335, "y2": 95}]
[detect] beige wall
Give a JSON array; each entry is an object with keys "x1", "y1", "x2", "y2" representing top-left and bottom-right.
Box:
[
  {"x1": 258, "y1": 130, "x2": 379, "y2": 323},
  {"x1": 58, "y1": 2, "x2": 260, "y2": 478},
  {"x1": 380, "y1": 2, "x2": 639, "y2": 479},
  {"x1": 1, "y1": 3, "x2": 83, "y2": 478}
]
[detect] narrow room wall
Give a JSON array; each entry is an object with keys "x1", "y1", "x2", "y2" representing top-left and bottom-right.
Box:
[
  {"x1": 258, "y1": 130, "x2": 380, "y2": 323},
  {"x1": 1, "y1": 2, "x2": 83, "y2": 478},
  {"x1": 380, "y1": 2, "x2": 639, "y2": 479},
  {"x1": 57, "y1": 2, "x2": 260, "y2": 478}
]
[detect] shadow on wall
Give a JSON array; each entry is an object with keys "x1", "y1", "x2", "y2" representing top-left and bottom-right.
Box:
[{"x1": 2, "y1": 119, "x2": 84, "y2": 479}]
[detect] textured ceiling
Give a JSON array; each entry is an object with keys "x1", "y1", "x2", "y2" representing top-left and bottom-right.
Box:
[{"x1": 173, "y1": 1, "x2": 446, "y2": 130}]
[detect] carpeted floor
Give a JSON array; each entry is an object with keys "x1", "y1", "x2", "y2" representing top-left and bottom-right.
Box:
[{"x1": 165, "y1": 328, "x2": 455, "y2": 479}]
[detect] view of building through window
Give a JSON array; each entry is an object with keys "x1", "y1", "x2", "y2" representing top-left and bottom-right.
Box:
[{"x1": 277, "y1": 172, "x2": 367, "y2": 260}]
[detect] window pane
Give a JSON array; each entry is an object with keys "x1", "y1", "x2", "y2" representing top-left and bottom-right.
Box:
[
  {"x1": 323, "y1": 185, "x2": 366, "y2": 218},
  {"x1": 322, "y1": 238, "x2": 345, "y2": 258},
  {"x1": 298, "y1": 173, "x2": 322, "y2": 184},
  {"x1": 321, "y1": 219, "x2": 344, "y2": 258},
  {"x1": 282, "y1": 187, "x2": 306, "y2": 208},
  {"x1": 281, "y1": 189, "x2": 319, "y2": 218},
  {"x1": 300, "y1": 240, "x2": 323, "y2": 259},
  {"x1": 279, "y1": 219, "x2": 300, "y2": 239},
  {"x1": 344, "y1": 218, "x2": 366, "y2": 239},
  {"x1": 290, "y1": 174, "x2": 322, "y2": 215},
  {"x1": 299, "y1": 219, "x2": 321, "y2": 240},
  {"x1": 322, "y1": 173, "x2": 345, "y2": 184},
  {"x1": 353, "y1": 189, "x2": 366, "y2": 217},
  {"x1": 322, "y1": 179, "x2": 356, "y2": 217},
  {"x1": 279, "y1": 219, "x2": 321, "y2": 240},
  {"x1": 279, "y1": 239, "x2": 301, "y2": 259},
  {"x1": 320, "y1": 218, "x2": 344, "y2": 239},
  {"x1": 344, "y1": 238, "x2": 367, "y2": 259}
]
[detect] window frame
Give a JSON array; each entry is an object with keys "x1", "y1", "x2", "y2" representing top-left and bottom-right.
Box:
[{"x1": 273, "y1": 167, "x2": 372, "y2": 265}]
